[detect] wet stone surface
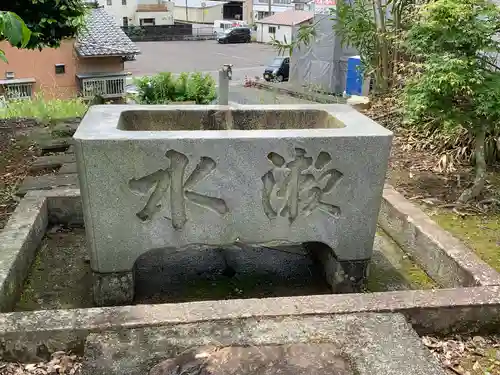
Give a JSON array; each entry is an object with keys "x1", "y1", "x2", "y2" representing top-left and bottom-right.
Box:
[{"x1": 149, "y1": 344, "x2": 355, "y2": 375}]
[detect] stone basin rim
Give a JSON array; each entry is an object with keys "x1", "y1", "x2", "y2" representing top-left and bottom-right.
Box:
[{"x1": 73, "y1": 104, "x2": 394, "y2": 140}]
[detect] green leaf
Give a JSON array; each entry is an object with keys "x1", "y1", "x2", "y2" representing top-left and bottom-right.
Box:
[
  {"x1": 0, "y1": 11, "x2": 31, "y2": 47},
  {"x1": 0, "y1": 49, "x2": 7, "y2": 63}
]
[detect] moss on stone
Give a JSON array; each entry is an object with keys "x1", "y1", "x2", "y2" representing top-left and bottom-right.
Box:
[
  {"x1": 367, "y1": 230, "x2": 437, "y2": 292},
  {"x1": 431, "y1": 211, "x2": 500, "y2": 272}
]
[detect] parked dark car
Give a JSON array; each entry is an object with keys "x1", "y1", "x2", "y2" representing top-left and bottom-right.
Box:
[
  {"x1": 263, "y1": 57, "x2": 290, "y2": 82},
  {"x1": 217, "y1": 27, "x2": 251, "y2": 44}
]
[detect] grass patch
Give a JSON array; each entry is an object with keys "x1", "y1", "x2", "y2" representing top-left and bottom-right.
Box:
[
  {"x1": 431, "y1": 211, "x2": 500, "y2": 272},
  {"x1": 0, "y1": 95, "x2": 88, "y2": 123}
]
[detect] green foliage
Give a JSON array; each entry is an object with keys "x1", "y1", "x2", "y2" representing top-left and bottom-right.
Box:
[
  {"x1": 403, "y1": 0, "x2": 500, "y2": 132},
  {"x1": 0, "y1": 94, "x2": 88, "y2": 122},
  {"x1": 403, "y1": 0, "x2": 500, "y2": 202},
  {"x1": 134, "y1": 72, "x2": 217, "y2": 105},
  {"x1": 3, "y1": 0, "x2": 88, "y2": 50},
  {"x1": 0, "y1": 11, "x2": 31, "y2": 62},
  {"x1": 333, "y1": 0, "x2": 378, "y2": 79},
  {"x1": 271, "y1": 22, "x2": 317, "y2": 57}
]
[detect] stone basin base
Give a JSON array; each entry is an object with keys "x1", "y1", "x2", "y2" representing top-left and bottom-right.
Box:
[
  {"x1": 92, "y1": 246, "x2": 370, "y2": 306},
  {"x1": 73, "y1": 105, "x2": 392, "y2": 306}
]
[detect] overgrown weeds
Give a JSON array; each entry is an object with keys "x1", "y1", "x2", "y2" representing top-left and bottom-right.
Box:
[
  {"x1": 133, "y1": 72, "x2": 217, "y2": 105},
  {"x1": 0, "y1": 94, "x2": 88, "y2": 123}
]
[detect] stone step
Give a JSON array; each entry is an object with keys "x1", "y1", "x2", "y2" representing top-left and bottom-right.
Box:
[
  {"x1": 58, "y1": 163, "x2": 78, "y2": 174},
  {"x1": 17, "y1": 174, "x2": 79, "y2": 196},
  {"x1": 37, "y1": 137, "x2": 73, "y2": 152},
  {"x1": 81, "y1": 313, "x2": 446, "y2": 375},
  {"x1": 30, "y1": 154, "x2": 76, "y2": 172}
]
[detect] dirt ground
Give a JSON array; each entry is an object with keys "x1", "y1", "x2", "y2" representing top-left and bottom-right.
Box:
[{"x1": 0, "y1": 119, "x2": 39, "y2": 229}]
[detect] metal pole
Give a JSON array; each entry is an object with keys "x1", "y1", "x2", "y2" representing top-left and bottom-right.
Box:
[
  {"x1": 268, "y1": 0, "x2": 271, "y2": 16},
  {"x1": 218, "y1": 69, "x2": 229, "y2": 105},
  {"x1": 185, "y1": 0, "x2": 189, "y2": 21}
]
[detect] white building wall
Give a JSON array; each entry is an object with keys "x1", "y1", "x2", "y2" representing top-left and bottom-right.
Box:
[
  {"x1": 252, "y1": 3, "x2": 293, "y2": 21},
  {"x1": 174, "y1": 4, "x2": 224, "y2": 23},
  {"x1": 135, "y1": 11, "x2": 175, "y2": 24},
  {"x1": 98, "y1": 0, "x2": 137, "y2": 26},
  {"x1": 256, "y1": 23, "x2": 291, "y2": 43}
]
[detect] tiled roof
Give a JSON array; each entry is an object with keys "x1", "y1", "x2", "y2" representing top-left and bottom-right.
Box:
[
  {"x1": 174, "y1": 0, "x2": 226, "y2": 8},
  {"x1": 76, "y1": 8, "x2": 140, "y2": 57},
  {"x1": 257, "y1": 10, "x2": 314, "y2": 25}
]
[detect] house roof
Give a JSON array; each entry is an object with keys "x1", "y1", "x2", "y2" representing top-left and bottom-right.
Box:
[
  {"x1": 257, "y1": 10, "x2": 314, "y2": 25},
  {"x1": 76, "y1": 8, "x2": 140, "y2": 57},
  {"x1": 174, "y1": 0, "x2": 226, "y2": 8}
]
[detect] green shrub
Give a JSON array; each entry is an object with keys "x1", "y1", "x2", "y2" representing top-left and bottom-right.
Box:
[
  {"x1": 134, "y1": 72, "x2": 217, "y2": 105},
  {"x1": 0, "y1": 94, "x2": 88, "y2": 122}
]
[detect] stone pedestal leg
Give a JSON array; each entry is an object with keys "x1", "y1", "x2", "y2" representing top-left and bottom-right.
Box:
[
  {"x1": 333, "y1": 259, "x2": 370, "y2": 293},
  {"x1": 93, "y1": 271, "x2": 134, "y2": 307},
  {"x1": 305, "y1": 242, "x2": 370, "y2": 293}
]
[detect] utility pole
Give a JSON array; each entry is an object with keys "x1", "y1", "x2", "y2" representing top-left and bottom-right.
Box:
[
  {"x1": 185, "y1": 0, "x2": 189, "y2": 21},
  {"x1": 268, "y1": 0, "x2": 271, "y2": 17}
]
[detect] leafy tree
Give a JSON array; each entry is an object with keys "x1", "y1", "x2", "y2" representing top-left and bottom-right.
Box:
[
  {"x1": 403, "y1": 0, "x2": 500, "y2": 203},
  {"x1": 0, "y1": 11, "x2": 31, "y2": 61},
  {"x1": 272, "y1": 0, "x2": 417, "y2": 93},
  {"x1": 2, "y1": 0, "x2": 87, "y2": 50}
]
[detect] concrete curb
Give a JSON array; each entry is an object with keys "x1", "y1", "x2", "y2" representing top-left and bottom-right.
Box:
[
  {"x1": 252, "y1": 81, "x2": 346, "y2": 104},
  {"x1": 379, "y1": 184, "x2": 500, "y2": 288},
  {"x1": 0, "y1": 286, "x2": 499, "y2": 361},
  {"x1": 0, "y1": 197, "x2": 48, "y2": 312}
]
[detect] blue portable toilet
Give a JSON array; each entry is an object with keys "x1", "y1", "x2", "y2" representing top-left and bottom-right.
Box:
[{"x1": 345, "y1": 55, "x2": 363, "y2": 96}]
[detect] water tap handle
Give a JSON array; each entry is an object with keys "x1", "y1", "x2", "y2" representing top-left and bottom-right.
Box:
[{"x1": 222, "y1": 64, "x2": 233, "y2": 80}]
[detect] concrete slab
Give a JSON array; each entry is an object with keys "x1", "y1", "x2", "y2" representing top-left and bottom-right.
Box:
[
  {"x1": 37, "y1": 137, "x2": 72, "y2": 153},
  {"x1": 17, "y1": 174, "x2": 79, "y2": 196},
  {"x1": 58, "y1": 163, "x2": 78, "y2": 174},
  {"x1": 30, "y1": 154, "x2": 76, "y2": 172},
  {"x1": 81, "y1": 313, "x2": 444, "y2": 375}
]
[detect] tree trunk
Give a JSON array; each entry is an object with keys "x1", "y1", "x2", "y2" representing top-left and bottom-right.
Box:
[
  {"x1": 457, "y1": 128, "x2": 487, "y2": 204},
  {"x1": 375, "y1": 0, "x2": 389, "y2": 93}
]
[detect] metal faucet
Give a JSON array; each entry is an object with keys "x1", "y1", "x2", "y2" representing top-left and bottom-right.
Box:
[{"x1": 222, "y1": 64, "x2": 233, "y2": 80}]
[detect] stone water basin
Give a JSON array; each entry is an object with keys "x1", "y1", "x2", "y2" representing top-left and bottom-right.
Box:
[{"x1": 73, "y1": 104, "x2": 393, "y2": 306}]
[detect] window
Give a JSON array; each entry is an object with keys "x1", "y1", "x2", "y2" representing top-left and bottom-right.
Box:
[
  {"x1": 140, "y1": 18, "x2": 155, "y2": 26},
  {"x1": 123, "y1": 17, "x2": 129, "y2": 27},
  {"x1": 106, "y1": 0, "x2": 112, "y2": 5},
  {"x1": 2, "y1": 83, "x2": 33, "y2": 100},
  {"x1": 122, "y1": 0, "x2": 126, "y2": 4},
  {"x1": 55, "y1": 64, "x2": 65, "y2": 75},
  {"x1": 268, "y1": 26, "x2": 276, "y2": 34}
]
